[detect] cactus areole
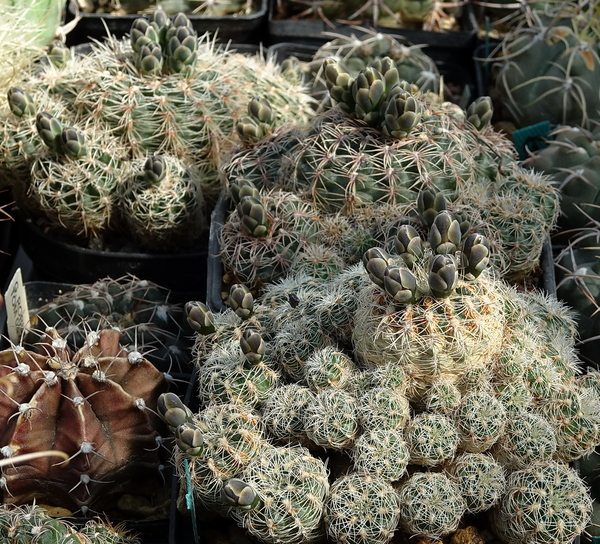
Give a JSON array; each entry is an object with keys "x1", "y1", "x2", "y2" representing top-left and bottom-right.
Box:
[{"x1": 0, "y1": 328, "x2": 168, "y2": 515}]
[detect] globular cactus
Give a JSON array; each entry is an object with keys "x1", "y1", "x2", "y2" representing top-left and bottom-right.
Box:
[
  {"x1": 396, "y1": 471, "x2": 466, "y2": 539},
  {"x1": 302, "y1": 346, "x2": 358, "y2": 392},
  {"x1": 116, "y1": 154, "x2": 205, "y2": 250},
  {"x1": 324, "y1": 472, "x2": 400, "y2": 544},
  {"x1": 403, "y1": 412, "x2": 460, "y2": 466},
  {"x1": 351, "y1": 429, "x2": 410, "y2": 481},
  {"x1": 491, "y1": 460, "x2": 592, "y2": 544},
  {"x1": 223, "y1": 445, "x2": 330, "y2": 544},
  {"x1": 23, "y1": 275, "x2": 189, "y2": 372},
  {"x1": 491, "y1": 9, "x2": 600, "y2": 130},
  {"x1": 0, "y1": 328, "x2": 168, "y2": 515},
  {"x1": 491, "y1": 411, "x2": 557, "y2": 469},
  {"x1": 0, "y1": 503, "x2": 140, "y2": 544},
  {"x1": 303, "y1": 388, "x2": 360, "y2": 450},
  {"x1": 357, "y1": 386, "x2": 411, "y2": 432},
  {"x1": 444, "y1": 452, "x2": 506, "y2": 514}
]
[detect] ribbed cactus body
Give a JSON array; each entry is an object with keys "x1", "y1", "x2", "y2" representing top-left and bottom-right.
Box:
[
  {"x1": 491, "y1": 461, "x2": 592, "y2": 544},
  {"x1": 325, "y1": 472, "x2": 400, "y2": 544},
  {"x1": 0, "y1": 329, "x2": 168, "y2": 514},
  {"x1": 227, "y1": 445, "x2": 330, "y2": 544}
]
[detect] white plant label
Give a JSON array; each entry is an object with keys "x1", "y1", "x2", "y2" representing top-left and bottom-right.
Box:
[{"x1": 5, "y1": 268, "x2": 29, "y2": 344}]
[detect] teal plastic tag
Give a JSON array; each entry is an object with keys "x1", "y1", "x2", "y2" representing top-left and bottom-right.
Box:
[
  {"x1": 512, "y1": 121, "x2": 552, "y2": 161},
  {"x1": 184, "y1": 458, "x2": 200, "y2": 544}
]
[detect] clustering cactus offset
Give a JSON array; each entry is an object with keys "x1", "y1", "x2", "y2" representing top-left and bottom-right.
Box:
[
  {"x1": 0, "y1": 503, "x2": 140, "y2": 544},
  {"x1": 0, "y1": 328, "x2": 168, "y2": 516},
  {"x1": 222, "y1": 56, "x2": 559, "y2": 282},
  {"x1": 164, "y1": 191, "x2": 597, "y2": 541},
  {"x1": 491, "y1": 460, "x2": 592, "y2": 544}
]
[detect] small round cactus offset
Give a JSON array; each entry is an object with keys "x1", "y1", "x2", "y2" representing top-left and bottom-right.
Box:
[
  {"x1": 324, "y1": 471, "x2": 401, "y2": 544},
  {"x1": 0, "y1": 328, "x2": 168, "y2": 515},
  {"x1": 491, "y1": 461, "x2": 592, "y2": 544},
  {"x1": 223, "y1": 445, "x2": 330, "y2": 544}
]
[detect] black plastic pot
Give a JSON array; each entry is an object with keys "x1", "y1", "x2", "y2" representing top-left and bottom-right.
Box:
[
  {"x1": 268, "y1": 0, "x2": 477, "y2": 55},
  {"x1": 16, "y1": 215, "x2": 209, "y2": 304},
  {"x1": 64, "y1": 0, "x2": 268, "y2": 46}
]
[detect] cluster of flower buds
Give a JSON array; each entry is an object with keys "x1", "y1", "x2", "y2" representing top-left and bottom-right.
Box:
[
  {"x1": 157, "y1": 392, "x2": 204, "y2": 456},
  {"x1": 364, "y1": 190, "x2": 491, "y2": 300},
  {"x1": 323, "y1": 56, "x2": 422, "y2": 138}
]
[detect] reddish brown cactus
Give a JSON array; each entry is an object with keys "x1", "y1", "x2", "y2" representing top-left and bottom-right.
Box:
[{"x1": 0, "y1": 327, "x2": 169, "y2": 515}]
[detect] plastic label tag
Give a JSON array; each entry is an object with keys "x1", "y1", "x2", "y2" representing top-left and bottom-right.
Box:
[
  {"x1": 184, "y1": 458, "x2": 200, "y2": 544},
  {"x1": 5, "y1": 268, "x2": 29, "y2": 344},
  {"x1": 512, "y1": 121, "x2": 552, "y2": 161}
]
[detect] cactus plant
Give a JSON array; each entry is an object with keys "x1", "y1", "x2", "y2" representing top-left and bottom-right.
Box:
[{"x1": 0, "y1": 328, "x2": 168, "y2": 515}]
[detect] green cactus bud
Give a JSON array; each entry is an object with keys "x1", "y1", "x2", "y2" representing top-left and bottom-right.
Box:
[
  {"x1": 352, "y1": 67, "x2": 386, "y2": 126},
  {"x1": 35, "y1": 111, "x2": 63, "y2": 152},
  {"x1": 248, "y1": 96, "x2": 274, "y2": 125},
  {"x1": 60, "y1": 126, "x2": 87, "y2": 159},
  {"x1": 136, "y1": 41, "x2": 163, "y2": 76},
  {"x1": 130, "y1": 17, "x2": 160, "y2": 53},
  {"x1": 462, "y1": 233, "x2": 491, "y2": 278},
  {"x1": 394, "y1": 224, "x2": 424, "y2": 268},
  {"x1": 383, "y1": 265, "x2": 418, "y2": 303},
  {"x1": 171, "y1": 11, "x2": 194, "y2": 31},
  {"x1": 222, "y1": 478, "x2": 261, "y2": 510},
  {"x1": 381, "y1": 90, "x2": 421, "y2": 139},
  {"x1": 47, "y1": 41, "x2": 70, "y2": 68},
  {"x1": 229, "y1": 178, "x2": 261, "y2": 206},
  {"x1": 185, "y1": 301, "x2": 216, "y2": 334},
  {"x1": 144, "y1": 154, "x2": 166, "y2": 184},
  {"x1": 240, "y1": 329, "x2": 265, "y2": 364},
  {"x1": 7, "y1": 87, "x2": 35, "y2": 117},
  {"x1": 371, "y1": 56, "x2": 400, "y2": 91},
  {"x1": 466, "y1": 96, "x2": 493, "y2": 130},
  {"x1": 148, "y1": 6, "x2": 172, "y2": 47},
  {"x1": 429, "y1": 210, "x2": 462, "y2": 254},
  {"x1": 237, "y1": 195, "x2": 269, "y2": 238},
  {"x1": 175, "y1": 422, "x2": 204, "y2": 455},
  {"x1": 157, "y1": 391, "x2": 194, "y2": 430},
  {"x1": 323, "y1": 58, "x2": 355, "y2": 113},
  {"x1": 229, "y1": 283, "x2": 254, "y2": 319},
  {"x1": 362, "y1": 247, "x2": 393, "y2": 288},
  {"x1": 417, "y1": 188, "x2": 447, "y2": 228},
  {"x1": 165, "y1": 25, "x2": 197, "y2": 75},
  {"x1": 428, "y1": 254, "x2": 459, "y2": 298}
]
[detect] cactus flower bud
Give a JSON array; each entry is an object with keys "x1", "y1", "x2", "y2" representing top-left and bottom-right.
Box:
[
  {"x1": 157, "y1": 392, "x2": 194, "y2": 430},
  {"x1": 130, "y1": 17, "x2": 159, "y2": 53},
  {"x1": 47, "y1": 41, "x2": 70, "y2": 69},
  {"x1": 7, "y1": 87, "x2": 35, "y2": 117},
  {"x1": 466, "y1": 96, "x2": 493, "y2": 130},
  {"x1": 222, "y1": 479, "x2": 261, "y2": 510},
  {"x1": 35, "y1": 111, "x2": 63, "y2": 152},
  {"x1": 394, "y1": 224, "x2": 424, "y2": 268},
  {"x1": 382, "y1": 90, "x2": 421, "y2": 139},
  {"x1": 185, "y1": 301, "x2": 216, "y2": 335},
  {"x1": 323, "y1": 58, "x2": 355, "y2": 113},
  {"x1": 417, "y1": 188, "x2": 447, "y2": 228},
  {"x1": 166, "y1": 25, "x2": 197, "y2": 75},
  {"x1": 148, "y1": 6, "x2": 172, "y2": 46},
  {"x1": 237, "y1": 196, "x2": 269, "y2": 238},
  {"x1": 363, "y1": 247, "x2": 393, "y2": 288},
  {"x1": 383, "y1": 265, "x2": 418, "y2": 303},
  {"x1": 240, "y1": 329, "x2": 265, "y2": 364},
  {"x1": 60, "y1": 127, "x2": 87, "y2": 159},
  {"x1": 137, "y1": 42, "x2": 163, "y2": 76},
  {"x1": 462, "y1": 233, "x2": 491, "y2": 278},
  {"x1": 228, "y1": 283, "x2": 254, "y2": 320},
  {"x1": 144, "y1": 155, "x2": 166, "y2": 184},
  {"x1": 229, "y1": 179, "x2": 260, "y2": 206},
  {"x1": 352, "y1": 67, "x2": 386, "y2": 126},
  {"x1": 175, "y1": 422, "x2": 204, "y2": 456},
  {"x1": 429, "y1": 254, "x2": 459, "y2": 298},
  {"x1": 429, "y1": 210, "x2": 462, "y2": 254}
]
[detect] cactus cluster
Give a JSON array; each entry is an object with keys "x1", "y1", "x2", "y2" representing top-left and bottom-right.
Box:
[
  {"x1": 221, "y1": 56, "x2": 559, "y2": 285},
  {"x1": 0, "y1": 503, "x2": 139, "y2": 544},
  {"x1": 158, "y1": 208, "x2": 597, "y2": 542},
  {"x1": 0, "y1": 7, "x2": 314, "y2": 249},
  {"x1": 0, "y1": 328, "x2": 169, "y2": 516}
]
